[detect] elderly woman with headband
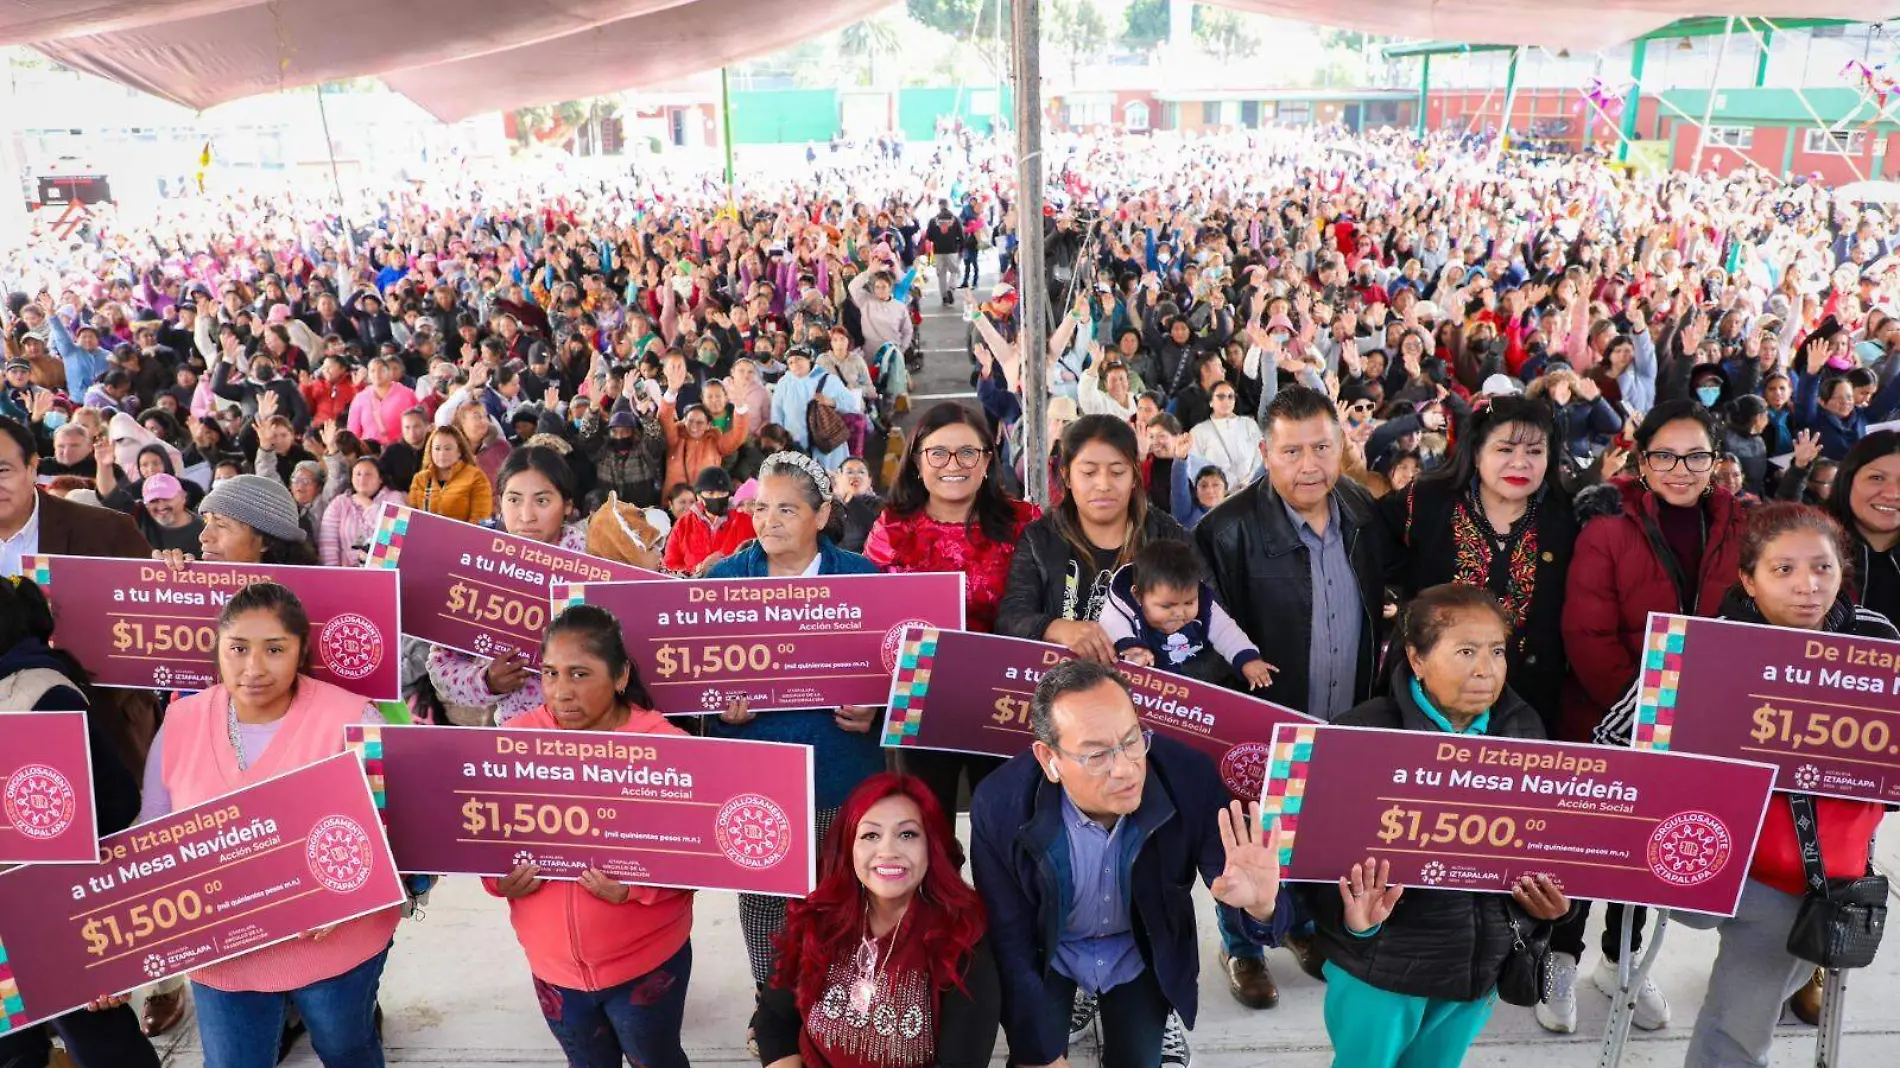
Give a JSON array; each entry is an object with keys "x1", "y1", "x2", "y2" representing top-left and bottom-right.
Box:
[{"x1": 703, "y1": 452, "x2": 888, "y2": 1015}]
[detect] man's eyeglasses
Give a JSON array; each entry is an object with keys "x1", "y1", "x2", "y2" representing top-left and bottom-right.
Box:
[
  {"x1": 1643, "y1": 450, "x2": 1717, "y2": 473},
  {"x1": 921, "y1": 445, "x2": 991, "y2": 470},
  {"x1": 1051, "y1": 729, "x2": 1154, "y2": 777}
]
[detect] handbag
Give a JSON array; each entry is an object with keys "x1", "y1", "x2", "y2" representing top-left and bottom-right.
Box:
[
  {"x1": 806, "y1": 371, "x2": 850, "y2": 453},
  {"x1": 1785, "y1": 792, "x2": 1888, "y2": 969},
  {"x1": 1496, "y1": 910, "x2": 1553, "y2": 1007}
]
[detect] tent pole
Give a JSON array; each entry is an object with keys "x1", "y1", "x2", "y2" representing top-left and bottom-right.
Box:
[
  {"x1": 313, "y1": 82, "x2": 355, "y2": 267},
  {"x1": 1492, "y1": 46, "x2": 1522, "y2": 160},
  {"x1": 721, "y1": 66, "x2": 736, "y2": 200},
  {"x1": 1619, "y1": 39, "x2": 1646, "y2": 161},
  {"x1": 1688, "y1": 17, "x2": 1735, "y2": 174},
  {"x1": 1011, "y1": 0, "x2": 1048, "y2": 506},
  {"x1": 1417, "y1": 55, "x2": 1431, "y2": 137}
]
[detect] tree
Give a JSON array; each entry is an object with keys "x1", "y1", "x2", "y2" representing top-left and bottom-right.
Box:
[
  {"x1": 839, "y1": 15, "x2": 904, "y2": 87},
  {"x1": 1048, "y1": 0, "x2": 1109, "y2": 82},
  {"x1": 1121, "y1": 0, "x2": 1168, "y2": 53},
  {"x1": 1192, "y1": 7, "x2": 1259, "y2": 64},
  {"x1": 907, "y1": 0, "x2": 1007, "y2": 43}
]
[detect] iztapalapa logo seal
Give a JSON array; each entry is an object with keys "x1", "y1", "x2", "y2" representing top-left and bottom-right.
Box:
[
  {"x1": 305, "y1": 815, "x2": 376, "y2": 893},
  {"x1": 1646, "y1": 811, "x2": 1732, "y2": 887},
  {"x1": 714, "y1": 794, "x2": 792, "y2": 870},
  {"x1": 317, "y1": 612, "x2": 384, "y2": 681},
  {"x1": 4, "y1": 763, "x2": 76, "y2": 840},
  {"x1": 1218, "y1": 742, "x2": 1271, "y2": 799}
]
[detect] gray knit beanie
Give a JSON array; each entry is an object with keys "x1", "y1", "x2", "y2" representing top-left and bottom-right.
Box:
[{"x1": 199, "y1": 474, "x2": 305, "y2": 542}]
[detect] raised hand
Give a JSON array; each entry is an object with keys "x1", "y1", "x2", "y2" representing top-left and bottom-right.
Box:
[
  {"x1": 1792, "y1": 428, "x2": 1823, "y2": 469},
  {"x1": 1211, "y1": 800, "x2": 1282, "y2": 920},
  {"x1": 1338, "y1": 856, "x2": 1404, "y2": 933}
]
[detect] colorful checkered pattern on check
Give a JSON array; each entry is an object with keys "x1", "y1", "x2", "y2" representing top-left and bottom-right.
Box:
[
  {"x1": 1261, "y1": 725, "x2": 1317, "y2": 867},
  {"x1": 1633, "y1": 616, "x2": 1690, "y2": 752},
  {"x1": 18, "y1": 556, "x2": 51, "y2": 588},
  {"x1": 553, "y1": 584, "x2": 587, "y2": 611},
  {"x1": 363, "y1": 506, "x2": 413, "y2": 570},
  {"x1": 881, "y1": 627, "x2": 940, "y2": 747},
  {"x1": 345, "y1": 725, "x2": 387, "y2": 811},
  {"x1": 0, "y1": 936, "x2": 23, "y2": 1034}
]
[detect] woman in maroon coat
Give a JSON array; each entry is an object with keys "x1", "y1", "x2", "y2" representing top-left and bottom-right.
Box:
[{"x1": 1540, "y1": 400, "x2": 1747, "y2": 1035}]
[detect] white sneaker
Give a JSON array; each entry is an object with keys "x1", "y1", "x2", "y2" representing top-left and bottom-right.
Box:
[
  {"x1": 1534, "y1": 952, "x2": 1579, "y2": 1033},
  {"x1": 1593, "y1": 954, "x2": 1672, "y2": 1030},
  {"x1": 1067, "y1": 990, "x2": 1098, "y2": 1044}
]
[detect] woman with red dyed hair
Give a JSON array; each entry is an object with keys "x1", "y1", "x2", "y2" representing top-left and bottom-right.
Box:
[{"x1": 754, "y1": 773, "x2": 999, "y2": 1068}]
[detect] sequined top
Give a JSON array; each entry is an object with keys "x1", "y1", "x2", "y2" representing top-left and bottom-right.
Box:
[{"x1": 802, "y1": 938, "x2": 937, "y2": 1068}]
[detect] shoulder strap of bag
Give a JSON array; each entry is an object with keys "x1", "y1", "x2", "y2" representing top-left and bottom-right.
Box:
[{"x1": 1787, "y1": 792, "x2": 1829, "y2": 897}]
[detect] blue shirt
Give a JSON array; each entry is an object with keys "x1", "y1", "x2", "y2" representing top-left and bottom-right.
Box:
[
  {"x1": 1285, "y1": 497, "x2": 1361, "y2": 722},
  {"x1": 1052, "y1": 793, "x2": 1143, "y2": 996}
]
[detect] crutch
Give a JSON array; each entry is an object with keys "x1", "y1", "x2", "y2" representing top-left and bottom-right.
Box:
[
  {"x1": 1597, "y1": 906, "x2": 1671, "y2": 1068},
  {"x1": 1815, "y1": 968, "x2": 1849, "y2": 1068}
]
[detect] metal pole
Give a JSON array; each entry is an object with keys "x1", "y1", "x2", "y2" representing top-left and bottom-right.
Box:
[
  {"x1": 720, "y1": 66, "x2": 737, "y2": 199},
  {"x1": 1011, "y1": 0, "x2": 1049, "y2": 506},
  {"x1": 1688, "y1": 17, "x2": 1735, "y2": 174},
  {"x1": 1755, "y1": 27, "x2": 1773, "y2": 87},
  {"x1": 1417, "y1": 55, "x2": 1432, "y2": 138},
  {"x1": 1619, "y1": 39, "x2": 1647, "y2": 161},
  {"x1": 313, "y1": 82, "x2": 356, "y2": 268},
  {"x1": 1492, "y1": 47, "x2": 1522, "y2": 162},
  {"x1": 1816, "y1": 967, "x2": 1847, "y2": 1067}
]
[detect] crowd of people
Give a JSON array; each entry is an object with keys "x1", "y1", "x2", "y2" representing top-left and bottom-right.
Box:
[{"x1": 3, "y1": 121, "x2": 1898, "y2": 1068}]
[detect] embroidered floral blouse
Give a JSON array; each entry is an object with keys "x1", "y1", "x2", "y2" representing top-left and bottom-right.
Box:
[{"x1": 864, "y1": 500, "x2": 1040, "y2": 632}]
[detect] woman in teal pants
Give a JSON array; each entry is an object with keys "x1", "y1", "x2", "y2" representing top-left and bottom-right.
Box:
[{"x1": 1298, "y1": 583, "x2": 1573, "y2": 1068}]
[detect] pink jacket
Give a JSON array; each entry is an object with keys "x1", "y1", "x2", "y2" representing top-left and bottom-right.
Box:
[
  {"x1": 347, "y1": 382, "x2": 420, "y2": 445},
  {"x1": 482, "y1": 704, "x2": 694, "y2": 991},
  {"x1": 160, "y1": 678, "x2": 400, "y2": 992}
]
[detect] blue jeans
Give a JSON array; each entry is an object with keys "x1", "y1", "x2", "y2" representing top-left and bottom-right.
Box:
[
  {"x1": 191, "y1": 947, "x2": 388, "y2": 1068},
  {"x1": 536, "y1": 942, "x2": 692, "y2": 1068},
  {"x1": 1036, "y1": 966, "x2": 1169, "y2": 1068},
  {"x1": 1215, "y1": 900, "x2": 1261, "y2": 960}
]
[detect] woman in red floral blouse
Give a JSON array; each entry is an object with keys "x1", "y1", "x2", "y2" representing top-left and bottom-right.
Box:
[{"x1": 866, "y1": 402, "x2": 1039, "y2": 818}]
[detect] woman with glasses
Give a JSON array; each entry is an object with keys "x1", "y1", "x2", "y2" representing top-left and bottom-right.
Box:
[
  {"x1": 1544, "y1": 400, "x2": 1747, "y2": 1034},
  {"x1": 1187, "y1": 380, "x2": 1264, "y2": 490},
  {"x1": 866, "y1": 402, "x2": 1039, "y2": 824}
]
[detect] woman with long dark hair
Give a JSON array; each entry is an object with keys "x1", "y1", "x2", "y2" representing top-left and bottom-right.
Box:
[
  {"x1": 1549, "y1": 399, "x2": 1748, "y2": 1034},
  {"x1": 996, "y1": 415, "x2": 1189, "y2": 664},
  {"x1": 487, "y1": 605, "x2": 694, "y2": 1068},
  {"x1": 1374, "y1": 395, "x2": 1578, "y2": 726},
  {"x1": 756, "y1": 773, "x2": 997, "y2": 1068},
  {"x1": 865, "y1": 403, "x2": 1039, "y2": 826}
]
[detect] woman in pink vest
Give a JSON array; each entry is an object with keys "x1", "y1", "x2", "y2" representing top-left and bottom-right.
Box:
[
  {"x1": 485, "y1": 605, "x2": 695, "y2": 1068},
  {"x1": 137, "y1": 582, "x2": 396, "y2": 1067}
]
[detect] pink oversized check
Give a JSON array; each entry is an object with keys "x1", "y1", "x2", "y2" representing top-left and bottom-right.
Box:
[
  {"x1": 0, "y1": 712, "x2": 98, "y2": 864},
  {"x1": 0, "y1": 753, "x2": 402, "y2": 1034},
  {"x1": 21, "y1": 555, "x2": 401, "y2": 699},
  {"x1": 348, "y1": 723, "x2": 815, "y2": 896}
]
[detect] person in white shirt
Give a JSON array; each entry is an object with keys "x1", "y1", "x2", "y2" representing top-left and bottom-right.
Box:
[{"x1": 1188, "y1": 384, "x2": 1264, "y2": 489}]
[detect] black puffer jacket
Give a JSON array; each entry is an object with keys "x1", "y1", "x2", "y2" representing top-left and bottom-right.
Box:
[
  {"x1": 994, "y1": 506, "x2": 1190, "y2": 641},
  {"x1": 1296, "y1": 661, "x2": 1559, "y2": 1002}
]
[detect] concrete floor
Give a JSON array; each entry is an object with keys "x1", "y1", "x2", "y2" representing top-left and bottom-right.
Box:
[{"x1": 145, "y1": 262, "x2": 1900, "y2": 1066}]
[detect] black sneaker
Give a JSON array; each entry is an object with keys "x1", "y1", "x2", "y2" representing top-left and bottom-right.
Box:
[{"x1": 1160, "y1": 1011, "x2": 1191, "y2": 1068}]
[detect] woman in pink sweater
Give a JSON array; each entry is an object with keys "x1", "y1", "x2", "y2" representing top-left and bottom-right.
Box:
[
  {"x1": 139, "y1": 582, "x2": 396, "y2": 1067},
  {"x1": 318, "y1": 456, "x2": 406, "y2": 567},
  {"x1": 486, "y1": 605, "x2": 694, "y2": 1068}
]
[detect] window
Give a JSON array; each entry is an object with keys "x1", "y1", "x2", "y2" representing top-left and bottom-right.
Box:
[
  {"x1": 1202, "y1": 101, "x2": 1221, "y2": 125},
  {"x1": 1277, "y1": 101, "x2": 1313, "y2": 125},
  {"x1": 1805, "y1": 128, "x2": 1868, "y2": 156},
  {"x1": 1123, "y1": 100, "x2": 1151, "y2": 132},
  {"x1": 1706, "y1": 125, "x2": 1753, "y2": 149}
]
